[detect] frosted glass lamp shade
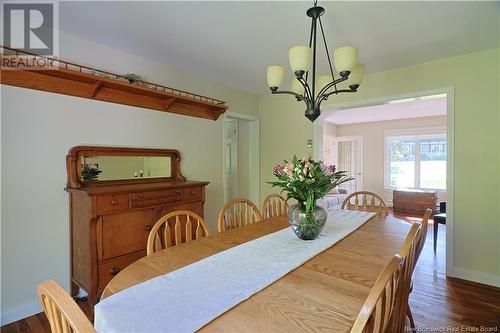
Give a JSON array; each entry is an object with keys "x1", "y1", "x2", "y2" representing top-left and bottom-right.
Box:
[
  {"x1": 333, "y1": 46, "x2": 358, "y2": 74},
  {"x1": 289, "y1": 45, "x2": 311, "y2": 74},
  {"x1": 267, "y1": 66, "x2": 285, "y2": 88},
  {"x1": 290, "y1": 78, "x2": 305, "y2": 95},
  {"x1": 349, "y1": 63, "x2": 365, "y2": 85},
  {"x1": 317, "y1": 75, "x2": 333, "y2": 93}
]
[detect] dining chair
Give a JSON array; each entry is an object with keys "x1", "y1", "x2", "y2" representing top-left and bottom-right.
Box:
[
  {"x1": 394, "y1": 222, "x2": 422, "y2": 332},
  {"x1": 146, "y1": 210, "x2": 211, "y2": 255},
  {"x1": 401, "y1": 208, "x2": 432, "y2": 330},
  {"x1": 217, "y1": 198, "x2": 263, "y2": 232},
  {"x1": 261, "y1": 193, "x2": 289, "y2": 219},
  {"x1": 341, "y1": 191, "x2": 388, "y2": 216},
  {"x1": 350, "y1": 254, "x2": 403, "y2": 333},
  {"x1": 37, "y1": 280, "x2": 95, "y2": 333}
]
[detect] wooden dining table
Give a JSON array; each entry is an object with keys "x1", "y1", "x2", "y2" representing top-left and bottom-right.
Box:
[{"x1": 101, "y1": 213, "x2": 411, "y2": 332}]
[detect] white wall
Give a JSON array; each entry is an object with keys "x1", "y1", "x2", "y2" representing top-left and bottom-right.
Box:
[
  {"x1": 0, "y1": 32, "x2": 258, "y2": 324},
  {"x1": 332, "y1": 116, "x2": 447, "y2": 204}
]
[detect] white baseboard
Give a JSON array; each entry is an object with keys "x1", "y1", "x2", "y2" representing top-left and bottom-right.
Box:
[
  {"x1": 452, "y1": 266, "x2": 500, "y2": 288},
  {"x1": 0, "y1": 299, "x2": 42, "y2": 326}
]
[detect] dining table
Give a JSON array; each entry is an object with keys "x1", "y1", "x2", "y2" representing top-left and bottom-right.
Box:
[{"x1": 100, "y1": 212, "x2": 411, "y2": 332}]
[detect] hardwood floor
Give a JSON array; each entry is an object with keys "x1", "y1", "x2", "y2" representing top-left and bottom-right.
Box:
[{"x1": 2, "y1": 211, "x2": 499, "y2": 332}]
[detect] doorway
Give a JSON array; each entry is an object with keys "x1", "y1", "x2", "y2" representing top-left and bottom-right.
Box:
[
  {"x1": 222, "y1": 112, "x2": 260, "y2": 205},
  {"x1": 333, "y1": 136, "x2": 363, "y2": 192},
  {"x1": 315, "y1": 87, "x2": 454, "y2": 277}
]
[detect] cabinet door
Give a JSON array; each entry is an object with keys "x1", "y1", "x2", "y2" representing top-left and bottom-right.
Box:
[
  {"x1": 154, "y1": 202, "x2": 204, "y2": 246},
  {"x1": 99, "y1": 209, "x2": 155, "y2": 261}
]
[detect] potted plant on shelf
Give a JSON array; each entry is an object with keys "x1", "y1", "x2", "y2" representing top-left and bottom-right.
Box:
[
  {"x1": 82, "y1": 163, "x2": 102, "y2": 181},
  {"x1": 269, "y1": 155, "x2": 353, "y2": 240}
]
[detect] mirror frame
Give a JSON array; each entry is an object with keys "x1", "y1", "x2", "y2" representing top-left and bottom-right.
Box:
[{"x1": 66, "y1": 146, "x2": 186, "y2": 188}]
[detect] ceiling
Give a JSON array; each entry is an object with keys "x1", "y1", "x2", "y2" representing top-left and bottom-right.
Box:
[
  {"x1": 60, "y1": 1, "x2": 500, "y2": 93},
  {"x1": 323, "y1": 95, "x2": 447, "y2": 125}
]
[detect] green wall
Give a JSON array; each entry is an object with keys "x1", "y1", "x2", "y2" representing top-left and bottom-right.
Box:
[{"x1": 259, "y1": 48, "x2": 500, "y2": 285}]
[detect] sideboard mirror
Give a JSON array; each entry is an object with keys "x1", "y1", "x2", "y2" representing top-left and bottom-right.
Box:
[{"x1": 66, "y1": 146, "x2": 185, "y2": 188}]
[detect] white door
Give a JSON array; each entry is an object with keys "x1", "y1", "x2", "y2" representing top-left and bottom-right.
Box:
[
  {"x1": 224, "y1": 118, "x2": 239, "y2": 202},
  {"x1": 333, "y1": 136, "x2": 363, "y2": 193}
]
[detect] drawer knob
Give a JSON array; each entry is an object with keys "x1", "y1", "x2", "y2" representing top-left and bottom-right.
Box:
[
  {"x1": 176, "y1": 197, "x2": 181, "y2": 202},
  {"x1": 176, "y1": 189, "x2": 181, "y2": 194},
  {"x1": 145, "y1": 224, "x2": 153, "y2": 231},
  {"x1": 109, "y1": 267, "x2": 120, "y2": 276},
  {"x1": 191, "y1": 191, "x2": 196, "y2": 196},
  {"x1": 111, "y1": 199, "x2": 118, "y2": 205}
]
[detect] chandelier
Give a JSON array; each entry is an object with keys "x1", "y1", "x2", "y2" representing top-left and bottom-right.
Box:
[{"x1": 266, "y1": 1, "x2": 365, "y2": 122}]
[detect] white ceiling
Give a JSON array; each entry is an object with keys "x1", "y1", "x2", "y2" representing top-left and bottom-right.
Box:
[
  {"x1": 60, "y1": 1, "x2": 500, "y2": 93},
  {"x1": 323, "y1": 96, "x2": 447, "y2": 125}
]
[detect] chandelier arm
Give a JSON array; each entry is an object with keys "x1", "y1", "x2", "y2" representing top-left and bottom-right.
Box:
[
  {"x1": 317, "y1": 88, "x2": 357, "y2": 106},
  {"x1": 315, "y1": 76, "x2": 348, "y2": 103},
  {"x1": 318, "y1": 17, "x2": 338, "y2": 93},
  {"x1": 271, "y1": 89, "x2": 311, "y2": 104},
  {"x1": 297, "y1": 76, "x2": 313, "y2": 101}
]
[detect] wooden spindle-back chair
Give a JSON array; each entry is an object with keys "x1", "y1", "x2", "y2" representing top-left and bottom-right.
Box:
[
  {"x1": 146, "y1": 210, "x2": 211, "y2": 255},
  {"x1": 350, "y1": 254, "x2": 403, "y2": 333},
  {"x1": 261, "y1": 193, "x2": 289, "y2": 219},
  {"x1": 394, "y1": 222, "x2": 422, "y2": 332},
  {"x1": 341, "y1": 191, "x2": 388, "y2": 216},
  {"x1": 37, "y1": 280, "x2": 95, "y2": 333},
  {"x1": 217, "y1": 198, "x2": 263, "y2": 232},
  {"x1": 404, "y1": 208, "x2": 432, "y2": 330}
]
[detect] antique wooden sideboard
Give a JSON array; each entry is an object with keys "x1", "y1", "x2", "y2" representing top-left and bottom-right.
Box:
[{"x1": 65, "y1": 146, "x2": 208, "y2": 306}]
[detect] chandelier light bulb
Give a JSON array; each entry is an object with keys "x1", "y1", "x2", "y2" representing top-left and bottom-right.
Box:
[
  {"x1": 348, "y1": 63, "x2": 365, "y2": 90},
  {"x1": 266, "y1": 65, "x2": 285, "y2": 89},
  {"x1": 333, "y1": 46, "x2": 358, "y2": 75},
  {"x1": 289, "y1": 45, "x2": 311, "y2": 76},
  {"x1": 290, "y1": 78, "x2": 305, "y2": 95}
]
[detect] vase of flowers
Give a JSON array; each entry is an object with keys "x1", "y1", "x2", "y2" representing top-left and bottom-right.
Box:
[
  {"x1": 82, "y1": 163, "x2": 102, "y2": 181},
  {"x1": 269, "y1": 155, "x2": 353, "y2": 240}
]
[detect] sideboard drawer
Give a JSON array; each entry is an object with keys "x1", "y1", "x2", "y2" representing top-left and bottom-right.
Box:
[
  {"x1": 130, "y1": 189, "x2": 181, "y2": 202},
  {"x1": 97, "y1": 194, "x2": 129, "y2": 214},
  {"x1": 183, "y1": 187, "x2": 202, "y2": 201},
  {"x1": 131, "y1": 196, "x2": 183, "y2": 209},
  {"x1": 98, "y1": 251, "x2": 145, "y2": 289}
]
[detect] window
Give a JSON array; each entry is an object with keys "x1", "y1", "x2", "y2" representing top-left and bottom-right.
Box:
[{"x1": 385, "y1": 129, "x2": 446, "y2": 190}]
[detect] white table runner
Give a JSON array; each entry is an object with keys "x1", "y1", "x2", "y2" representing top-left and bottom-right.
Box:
[{"x1": 95, "y1": 209, "x2": 376, "y2": 333}]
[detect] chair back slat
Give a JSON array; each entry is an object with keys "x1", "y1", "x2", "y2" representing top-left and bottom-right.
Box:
[
  {"x1": 342, "y1": 191, "x2": 388, "y2": 216},
  {"x1": 350, "y1": 254, "x2": 403, "y2": 333},
  {"x1": 218, "y1": 198, "x2": 263, "y2": 232},
  {"x1": 185, "y1": 215, "x2": 192, "y2": 242},
  {"x1": 37, "y1": 280, "x2": 95, "y2": 333},
  {"x1": 147, "y1": 210, "x2": 211, "y2": 255},
  {"x1": 262, "y1": 194, "x2": 289, "y2": 219}
]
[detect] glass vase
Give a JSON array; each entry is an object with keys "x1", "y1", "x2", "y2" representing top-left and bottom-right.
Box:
[{"x1": 288, "y1": 202, "x2": 327, "y2": 240}]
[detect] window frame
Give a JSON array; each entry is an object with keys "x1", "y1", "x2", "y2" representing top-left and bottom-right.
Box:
[{"x1": 384, "y1": 127, "x2": 446, "y2": 191}]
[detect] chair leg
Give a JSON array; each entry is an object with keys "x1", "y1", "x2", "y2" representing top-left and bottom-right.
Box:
[
  {"x1": 433, "y1": 219, "x2": 438, "y2": 253},
  {"x1": 406, "y1": 305, "x2": 416, "y2": 332}
]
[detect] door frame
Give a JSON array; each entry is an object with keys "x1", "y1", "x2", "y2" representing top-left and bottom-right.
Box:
[
  {"x1": 222, "y1": 112, "x2": 260, "y2": 205},
  {"x1": 314, "y1": 87, "x2": 455, "y2": 278},
  {"x1": 333, "y1": 135, "x2": 364, "y2": 191}
]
